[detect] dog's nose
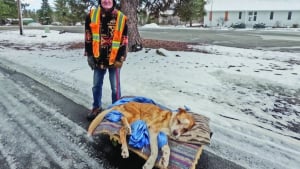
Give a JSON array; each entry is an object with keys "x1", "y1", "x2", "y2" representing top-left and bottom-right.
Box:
[{"x1": 172, "y1": 130, "x2": 178, "y2": 137}]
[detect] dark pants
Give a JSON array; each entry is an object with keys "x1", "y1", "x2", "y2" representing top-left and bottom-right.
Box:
[{"x1": 92, "y1": 67, "x2": 121, "y2": 109}]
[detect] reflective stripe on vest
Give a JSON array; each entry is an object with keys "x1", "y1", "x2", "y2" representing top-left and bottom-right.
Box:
[
  {"x1": 90, "y1": 7, "x2": 101, "y2": 57},
  {"x1": 90, "y1": 7, "x2": 126, "y2": 65}
]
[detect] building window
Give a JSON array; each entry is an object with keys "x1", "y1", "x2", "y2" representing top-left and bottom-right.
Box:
[
  {"x1": 225, "y1": 11, "x2": 228, "y2": 21},
  {"x1": 248, "y1": 11, "x2": 257, "y2": 21},
  {"x1": 270, "y1": 11, "x2": 274, "y2": 20},
  {"x1": 248, "y1": 11, "x2": 253, "y2": 21},
  {"x1": 239, "y1": 12, "x2": 242, "y2": 19},
  {"x1": 254, "y1": 11, "x2": 257, "y2": 21},
  {"x1": 288, "y1": 11, "x2": 292, "y2": 20}
]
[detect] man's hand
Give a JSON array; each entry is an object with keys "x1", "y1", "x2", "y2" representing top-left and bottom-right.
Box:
[
  {"x1": 114, "y1": 61, "x2": 123, "y2": 68},
  {"x1": 114, "y1": 56, "x2": 125, "y2": 68},
  {"x1": 87, "y1": 56, "x2": 96, "y2": 70}
]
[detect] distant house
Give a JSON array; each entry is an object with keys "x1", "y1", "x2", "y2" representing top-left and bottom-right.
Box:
[
  {"x1": 6, "y1": 18, "x2": 35, "y2": 25},
  {"x1": 159, "y1": 9, "x2": 181, "y2": 25},
  {"x1": 22, "y1": 18, "x2": 35, "y2": 25},
  {"x1": 204, "y1": 0, "x2": 300, "y2": 28}
]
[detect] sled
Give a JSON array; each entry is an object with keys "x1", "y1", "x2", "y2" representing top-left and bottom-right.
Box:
[{"x1": 89, "y1": 96, "x2": 211, "y2": 169}]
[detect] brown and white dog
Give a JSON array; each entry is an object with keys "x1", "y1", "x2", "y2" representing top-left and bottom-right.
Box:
[{"x1": 88, "y1": 102, "x2": 195, "y2": 169}]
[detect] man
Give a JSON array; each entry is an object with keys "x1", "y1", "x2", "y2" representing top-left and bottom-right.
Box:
[{"x1": 85, "y1": 0, "x2": 128, "y2": 121}]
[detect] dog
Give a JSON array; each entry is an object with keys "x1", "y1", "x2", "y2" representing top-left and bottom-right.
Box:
[{"x1": 88, "y1": 101, "x2": 195, "y2": 169}]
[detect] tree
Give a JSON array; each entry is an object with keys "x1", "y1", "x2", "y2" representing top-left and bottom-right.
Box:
[
  {"x1": 0, "y1": 0, "x2": 18, "y2": 23},
  {"x1": 54, "y1": 0, "x2": 69, "y2": 24},
  {"x1": 37, "y1": 0, "x2": 53, "y2": 25},
  {"x1": 120, "y1": 0, "x2": 142, "y2": 51},
  {"x1": 68, "y1": 0, "x2": 87, "y2": 25},
  {"x1": 138, "y1": 0, "x2": 174, "y2": 23},
  {"x1": 174, "y1": 0, "x2": 206, "y2": 26},
  {"x1": 54, "y1": 0, "x2": 88, "y2": 25},
  {"x1": 217, "y1": 17, "x2": 225, "y2": 27},
  {"x1": 21, "y1": 2, "x2": 37, "y2": 20}
]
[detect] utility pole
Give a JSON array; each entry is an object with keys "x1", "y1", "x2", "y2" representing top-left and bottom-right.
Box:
[
  {"x1": 210, "y1": 0, "x2": 213, "y2": 27},
  {"x1": 17, "y1": 0, "x2": 23, "y2": 35}
]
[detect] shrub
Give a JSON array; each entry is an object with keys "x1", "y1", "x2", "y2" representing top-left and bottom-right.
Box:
[
  {"x1": 292, "y1": 24, "x2": 299, "y2": 28},
  {"x1": 273, "y1": 21, "x2": 282, "y2": 28},
  {"x1": 231, "y1": 22, "x2": 246, "y2": 28},
  {"x1": 253, "y1": 23, "x2": 266, "y2": 29}
]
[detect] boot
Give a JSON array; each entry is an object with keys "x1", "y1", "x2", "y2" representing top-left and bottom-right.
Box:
[{"x1": 87, "y1": 107, "x2": 103, "y2": 121}]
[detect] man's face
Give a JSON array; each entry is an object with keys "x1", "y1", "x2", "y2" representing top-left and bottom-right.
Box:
[{"x1": 101, "y1": 0, "x2": 113, "y2": 10}]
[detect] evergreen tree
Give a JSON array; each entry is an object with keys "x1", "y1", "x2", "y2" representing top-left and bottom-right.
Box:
[
  {"x1": 54, "y1": 0, "x2": 87, "y2": 25},
  {"x1": 54, "y1": 0, "x2": 69, "y2": 25},
  {"x1": 26, "y1": 10, "x2": 38, "y2": 22},
  {"x1": 0, "y1": 0, "x2": 18, "y2": 22},
  {"x1": 68, "y1": 0, "x2": 87, "y2": 25},
  {"x1": 21, "y1": 2, "x2": 34, "y2": 19},
  {"x1": 174, "y1": 0, "x2": 206, "y2": 26},
  {"x1": 139, "y1": 0, "x2": 174, "y2": 22},
  {"x1": 37, "y1": 0, "x2": 53, "y2": 25}
]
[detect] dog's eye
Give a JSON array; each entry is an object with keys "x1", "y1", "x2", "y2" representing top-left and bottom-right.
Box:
[
  {"x1": 177, "y1": 119, "x2": 181, "y2": 124},
  {"x1": 182, "y1": 128, "x2": 188, "y2": 133}
]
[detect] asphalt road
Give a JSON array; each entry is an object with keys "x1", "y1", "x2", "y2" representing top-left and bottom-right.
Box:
[
  {"x1": 1, "y1": 25, "x2": 300, "y2": 52},
  {"x1": 139, "y1": 27, "x2": 300, "y2": 52},
  {"x1": 0, "y1": 61, "x2": 245, "y2": 169}
]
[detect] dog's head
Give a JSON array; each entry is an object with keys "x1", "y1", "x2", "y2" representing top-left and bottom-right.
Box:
[{"x1": 170, "y1": 108, "x2": 195, "y2": 138}]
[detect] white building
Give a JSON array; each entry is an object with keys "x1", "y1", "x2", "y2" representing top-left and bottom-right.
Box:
[{"x1": 203, "y1": 0, "x2": 300, "y2": 28}]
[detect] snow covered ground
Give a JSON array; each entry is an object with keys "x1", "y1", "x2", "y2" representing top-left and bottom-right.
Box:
[{"x1": 0, "y1": 28, "x2": 299, "y2": 169}]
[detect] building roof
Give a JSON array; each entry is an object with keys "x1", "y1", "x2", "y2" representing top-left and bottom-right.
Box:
[{"x1": 205, "y1": 0, "x2": 300, "y2": 11}]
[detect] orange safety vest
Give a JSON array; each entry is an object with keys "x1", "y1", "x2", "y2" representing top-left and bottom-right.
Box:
[{"x1": 89, "y1": 7, "x2": 127, "y2": 65}]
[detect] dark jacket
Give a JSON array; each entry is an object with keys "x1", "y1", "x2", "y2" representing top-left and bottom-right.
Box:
[{"x1": 85, "y1": 8, "x2": 128, "y2": 68}]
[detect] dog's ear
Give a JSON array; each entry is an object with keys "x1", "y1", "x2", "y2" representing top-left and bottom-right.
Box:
[
  {"x1": 178, "y1": 108, "x2": 196, "y2": 129},
  {"x1": 177, "y1": 108, "x2": 187, "y2": 114}
]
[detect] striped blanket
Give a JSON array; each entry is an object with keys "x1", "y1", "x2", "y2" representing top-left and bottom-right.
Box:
[
  {"x1": 93, "y1": 116, "x2": 209, "y2": 169},
  {"x1": 92, "y1": 96, "x2": 211, "y2": 169}
]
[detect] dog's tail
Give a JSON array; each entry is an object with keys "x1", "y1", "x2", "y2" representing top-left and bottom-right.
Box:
[{"x1": 87, "y1": 108, "x2": 113, "y2": 136}]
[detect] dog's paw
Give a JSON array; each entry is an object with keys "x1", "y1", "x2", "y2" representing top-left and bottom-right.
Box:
[
  {"x1": 159, "y1": 145, "x2": 170, "y2": 168},
  {"x1": 125, "y1": 125, "x2": 131, "y2": 135},
  {"x1": 142, "y1": 158, "x2": 156, "y2": 169},
  {"x1": 158, "y1": 156, "x2": 169, "y2": 169},
  {"x1": 121, "y1": 146, "x2": 129, "y2": 158},
  {"x1": 142, "y1": 162, "x2": 154, "y2": 169}
]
